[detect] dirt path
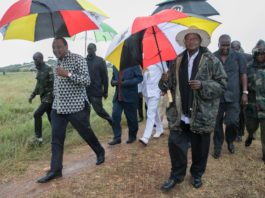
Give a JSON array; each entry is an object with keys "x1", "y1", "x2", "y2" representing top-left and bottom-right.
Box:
[{"x1": 0, "y1": 123, "x2": 265, "y2": 198}]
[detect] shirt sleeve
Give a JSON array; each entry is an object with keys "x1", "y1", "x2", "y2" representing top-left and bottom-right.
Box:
[{"x1": 238, "y1": 53, "x2": 247, "y2": 75}]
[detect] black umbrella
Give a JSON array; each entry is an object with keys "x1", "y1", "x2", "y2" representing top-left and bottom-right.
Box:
[
  {"x1": 152, "y1": 0, "x2": 219, "y2": 17},
  {"x1": 119, "y1": 31, "x2": 144, "y2": 71}
]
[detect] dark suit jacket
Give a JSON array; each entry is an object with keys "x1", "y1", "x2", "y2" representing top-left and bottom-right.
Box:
[
  {"x1": 86, "y1": 55, "x2": 108, "y2": 97},
  {"x1": 111, "y1": 65, "x2": 143, "y2": 103}
]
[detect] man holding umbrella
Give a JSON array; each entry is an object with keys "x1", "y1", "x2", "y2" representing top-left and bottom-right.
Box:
[{"x1": 159, "y1": 28, "x2": 227, "y2": 190}]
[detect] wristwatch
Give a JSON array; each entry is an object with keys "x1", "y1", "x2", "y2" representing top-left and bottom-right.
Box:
[
  {"x1": 67, "y1": 72, "x2": 72, "y2": 78},
  {"x1": 242, "y1": 90, "x2": 248, "y2": 95}
]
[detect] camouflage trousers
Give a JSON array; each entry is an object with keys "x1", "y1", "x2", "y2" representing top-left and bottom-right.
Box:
[{"x1": 245, "y1": 117, "x2": 265, "y2": 155}]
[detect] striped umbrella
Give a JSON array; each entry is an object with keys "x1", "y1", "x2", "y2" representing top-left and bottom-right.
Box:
[
  {"x1": 0, "y1": 0, "x2": 108, "y2": 41},
  {"x1": 106, "y1": 9, "x2": 220, "y2": 70},
  {"x1": 93, "y1": 22, "x2": 118, "y2": 42}
]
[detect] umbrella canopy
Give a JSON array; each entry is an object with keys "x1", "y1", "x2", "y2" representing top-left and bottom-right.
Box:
[
  {"x1": 72, "y1": 22, "x2": 117, "y2": 43},
  {"x1": 0, "y1": 0, "x2": 108, "y2": 26},
  {"x1": 71, "y1": 22, "x2": 118, "y2": 56},
  {"x1": 106, "y1": 9, "x2": 220, "y2": 70},
  {"x1": 153, "y1": 0, "x2": 219, "y2": 17},
  {"x1": 93, "y1": 22, "x2": 118, "y2": 42},
  {"x1": 0, "y1": 0, "x2": 108, "y2": 41}
]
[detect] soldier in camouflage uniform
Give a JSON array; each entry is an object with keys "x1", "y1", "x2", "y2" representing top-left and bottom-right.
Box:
[
  {"x1": 245, "y1": 40, "x2": 265, "y2": 164},
  {"x1": 29, "y1": 52, "x2": 53, "y2": 145},
  {"x1": 160, "y1": 28, "x2": 227, "y2": 191}
]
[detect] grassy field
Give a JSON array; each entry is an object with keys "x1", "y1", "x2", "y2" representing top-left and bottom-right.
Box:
[
  {"x1": 0, "y1": 71, "x2": 114, "y2": 179},
  {"x1": 0, "y1": 72, "x2": 264, "y2": 198}
]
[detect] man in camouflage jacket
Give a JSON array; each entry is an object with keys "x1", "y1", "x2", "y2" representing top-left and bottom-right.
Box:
[
  {"x1": 245, "y1": 41, "x2": 265, "y2": 164},
  {"x1": 29, "y1": 52, "x2": 53, "y2": 145},
  {"x1": 159, "y1": 28, "x2": 227, "y2": 191}
]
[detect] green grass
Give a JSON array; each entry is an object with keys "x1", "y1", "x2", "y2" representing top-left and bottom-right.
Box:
[{"x1": 0, "y1": 71, "x2": 115, "y2": 178}]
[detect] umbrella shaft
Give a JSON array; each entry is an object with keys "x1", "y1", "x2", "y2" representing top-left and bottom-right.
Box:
[{"x1": 152, "y1": 26, "x2": 165, "y2": 72}]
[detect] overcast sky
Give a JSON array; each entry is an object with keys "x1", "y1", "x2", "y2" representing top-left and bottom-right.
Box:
[{"x1": 0, "y1": 0, "x2": 265, "y2": 67}]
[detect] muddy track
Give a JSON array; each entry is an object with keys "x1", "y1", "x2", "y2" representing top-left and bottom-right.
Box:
[{"x1": 0, "y1": 124, "x2": 147, "y2": 198}]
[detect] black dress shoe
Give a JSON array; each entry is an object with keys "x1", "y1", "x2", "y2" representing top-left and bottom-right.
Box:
[
  {"x1": 108, "y1": 139, "x2": 121, "y2": 145},
  {"x1": 191, "y1": 177, "x2": 202, "y2": 189},
  {"x1": 161, "y1": 178, "x2": 183, "y2": 191},
  {"x1": 126, "y1": 138, "x2": 136, "y2": 144},
  {"x1": 245, "y1": 136, "x2": 253, "y2": 147},
  {"x1": 212, "y1": 150, "x2": 221, "y2": 159},
  {"x1": 227, "y1": 142, "x2": 235, "y2": 154},
  {"x1": 37, "y1": 170, "x2": 62, "y2": 183},
  {"x1": 96, "y1": 149, "x2": 105, "y2": 165}
]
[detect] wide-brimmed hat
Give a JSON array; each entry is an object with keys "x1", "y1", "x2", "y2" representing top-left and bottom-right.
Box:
[{"x1": 176, "y1": 27, "x2": 211, "y2": 47}]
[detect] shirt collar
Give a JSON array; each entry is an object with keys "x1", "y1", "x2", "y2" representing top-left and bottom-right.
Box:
[{"x1": 187, "y1": 50, "x2": 199, "y2": 61}]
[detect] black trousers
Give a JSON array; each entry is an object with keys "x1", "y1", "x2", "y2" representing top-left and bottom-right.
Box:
[
  {"x1": 168, "y1": 122, "x2": 210, "y2": 181},
  {"x1": 88, "y1": 96, "x2": 112, "y2": 125},
  {"x1": 50, "y1": 104, "x2": 104, "y2": 172},
  {"x1": 213, "y1": 102, "x2": 239, "y2": 151},
  {"x1": 34, "y1": 102, "x2": 52, "y2": 138},
  {"x1": 238, "y1": 106, "x2": 245, "y2": 137}
]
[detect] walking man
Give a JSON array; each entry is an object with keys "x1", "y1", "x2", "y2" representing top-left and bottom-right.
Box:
[
  {"x1": 37, "y1": 37, "x2": 105, "y2": 183},
  {"x1": 108, "y1": 66, "x2": 143, "y2": 145},
  {"x1": 29, "y1": 52, "x2": 53, "y2": 145},
  {"x1": 86, "y1": 43, "x2": 112, "y2": 126},
  {"x1": 138, "y1": 62, "x2": 167, "y2": 145},
  {"x1": 213, "y1": 35, "x2": 248, "y2": 158},
  {"x1": 160, "y1": 28, "x2": 227, "y2": 190},
  {"x1": 231, "y1": 40, "x2": 252, "y2": 142},
  {"x1": 245, "y1": 40, "x2": 265, "y2": 164}
]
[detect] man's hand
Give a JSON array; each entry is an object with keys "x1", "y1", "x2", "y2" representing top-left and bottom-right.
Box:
[
  {"x1": 160, "y1": 92, "x2": 166, "y2": 96},
  {"x1": 241, "y1": 94, "x2": 248, "y2": 106},
  {"x1": 56, "y1": 66, "x2": 69, "y2": 77},
  {"x1": 138, "y1": 92, "x2": 143, "y2": 98},
  {"x1": 189, "y1": 80, "x2": 202, "y2": 90},
  {"x1": 161, "y1": 73, "x2": 168, "y2": 81}
]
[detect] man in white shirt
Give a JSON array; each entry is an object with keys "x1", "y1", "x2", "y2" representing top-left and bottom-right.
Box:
[{"x1": 139, "y1": 62, "x2": 167, "y2": 145}]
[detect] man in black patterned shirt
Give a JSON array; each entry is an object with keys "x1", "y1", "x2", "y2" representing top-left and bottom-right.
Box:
[{"x1": 37, "y1": 37, "x2": 105, "y2": 183}]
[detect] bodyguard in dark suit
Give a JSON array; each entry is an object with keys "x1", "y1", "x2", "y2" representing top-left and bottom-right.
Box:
[
  {"x1": 108, "y1": 65, "x2": 143, "y2": 145},
  {"x1": 86, "y1": 43, "x2": 112, "y2": 126}
]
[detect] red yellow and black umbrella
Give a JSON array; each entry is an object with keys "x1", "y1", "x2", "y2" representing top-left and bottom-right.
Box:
[
  {"x1": 106, "y1": 9, "x2": 220, "y2": 71},
  {"x1": 0, "y1": 0, "x2": 108, "y2": 41}
]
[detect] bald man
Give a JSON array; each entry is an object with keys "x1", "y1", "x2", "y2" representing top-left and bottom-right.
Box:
[
  {"x1": 29, "y1": 52, "x2": 54, "y2": 145},
  {"x1": 213, "y1": 35, "x2": 248, "y2": 158}
]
